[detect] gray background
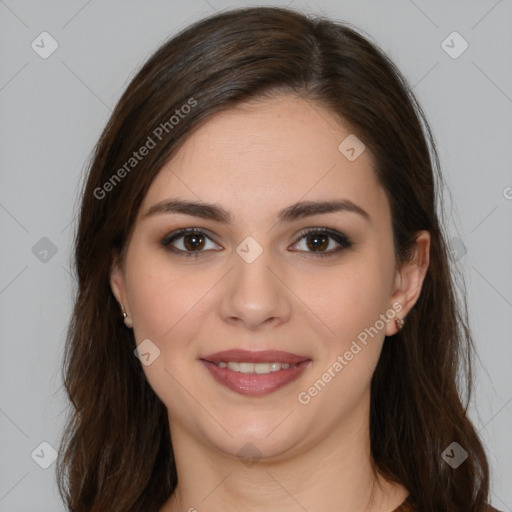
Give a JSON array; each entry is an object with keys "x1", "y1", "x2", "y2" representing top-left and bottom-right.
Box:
[{"x1": 1, "y1": 1, "x2": 511, "y2": 511}]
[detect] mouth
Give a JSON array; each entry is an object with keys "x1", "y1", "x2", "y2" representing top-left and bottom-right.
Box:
[{"x1": 200, "y1": 349, "x2": 312, "y2": 396}]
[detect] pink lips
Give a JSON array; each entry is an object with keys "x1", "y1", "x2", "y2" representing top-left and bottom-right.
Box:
[{"x1": 200, "y1": 349, "x2": 311, "y2": 396}]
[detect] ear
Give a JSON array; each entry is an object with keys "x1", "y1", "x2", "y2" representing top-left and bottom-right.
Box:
[
  {"x1": 110, "y1": 251, "x2": 130, "y2": 316},
  {"x1": 385, "y1": 230, "x2": 430, "y2": 336}
]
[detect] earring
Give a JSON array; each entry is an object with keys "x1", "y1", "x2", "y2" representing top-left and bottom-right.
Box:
[
  {"x1": 120, "y1": 303, "x2": 133, "y2": 328},
  {"x1": 395, "y1": 316, "x2": 405, "y2": 331}
]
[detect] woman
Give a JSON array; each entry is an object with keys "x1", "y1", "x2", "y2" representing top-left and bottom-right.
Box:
[{"x1": 57, "y1": 6, "x2": 499, "y2": 512}]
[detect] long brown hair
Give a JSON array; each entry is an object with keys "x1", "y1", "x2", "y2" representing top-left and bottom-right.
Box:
[{"x1": 57, "y1": 6, "x2": 489, "y2": 511}]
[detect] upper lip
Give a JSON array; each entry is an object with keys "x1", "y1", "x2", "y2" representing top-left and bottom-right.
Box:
[{"x1": 201, "y1": 349, "x2": 310, "y2": 365}]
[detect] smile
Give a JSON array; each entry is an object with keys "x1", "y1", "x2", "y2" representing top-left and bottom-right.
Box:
[
  {"x1": 214, "y1": 361, "x2": 297, "y2": 374},
  {"x1": 200, "y1": 349, "x2": 311, "y2": 396}
]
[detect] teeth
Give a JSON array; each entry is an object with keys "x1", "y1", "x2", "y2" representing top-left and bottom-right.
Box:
[
  {"x1": 239, "y1": 362, "x2": 254, "y2": 373},
  {"x1": 255, "y1": 363, "x2": 270, "y2": 374},
  {"x1": 217, "y1": 361, "x2": 297, "y2": 374}
]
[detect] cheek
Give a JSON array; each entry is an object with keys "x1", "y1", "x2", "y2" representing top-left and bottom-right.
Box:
[
  {"x1": 297, "y1": 255, "x2": 393, "y2": 348},
  {"x1": 126, "y1": 247, "x2": 212, "y2": 340},
  {"x1": 295, "y1": 261, "x2": 393, "y2": 416},
  {"x1": 125, "y1": 249, "x2": 215, "y2": 412}
]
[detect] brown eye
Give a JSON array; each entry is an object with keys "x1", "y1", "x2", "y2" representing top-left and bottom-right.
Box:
[
  {"x1": 290, "y1": 228, "x2": 352, "y2": 257},
  {"x1": 161, "y1": 228, "x2": 222, "y2": 257},
  {"x1": 182, "y1": 233, "x2": 206, "y2": 251},
  {"x1": 305, "y1": 233, "x2": 329, "y2": 252}
]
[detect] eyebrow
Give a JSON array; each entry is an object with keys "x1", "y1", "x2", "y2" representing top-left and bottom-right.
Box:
[{"x1": 143, "y1": 198, "x2": 371, "y2": 224}]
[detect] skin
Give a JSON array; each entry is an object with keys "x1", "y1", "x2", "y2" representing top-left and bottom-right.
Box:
[{"x1": 110, "y1": 94, "x2": 430, "y2": 512}]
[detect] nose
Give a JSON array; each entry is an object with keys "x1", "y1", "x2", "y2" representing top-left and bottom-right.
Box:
[{"x1": 219, "y1": 246, "x2": 292, "y2": 331}]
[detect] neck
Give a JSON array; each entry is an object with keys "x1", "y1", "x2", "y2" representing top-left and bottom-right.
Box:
[{"x1": 161, "y1": 404, "x2": 407, "y2": 512}]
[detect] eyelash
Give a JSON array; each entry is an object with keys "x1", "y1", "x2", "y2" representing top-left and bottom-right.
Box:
[{"x1": 160, "y1": 227, "x2": 353, "y2": 258}]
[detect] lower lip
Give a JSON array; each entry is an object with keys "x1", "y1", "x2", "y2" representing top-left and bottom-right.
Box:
[{"x1": 201, "y1": 360, "x2": 311, "y2": 396}]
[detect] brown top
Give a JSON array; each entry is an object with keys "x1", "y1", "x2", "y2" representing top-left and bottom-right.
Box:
[
  {"x1": 391, "y1": 496, "x2": 415, "y2": 512},
  {"x1": 391, "y1": 497, "x2": 502, "y2": 512}
]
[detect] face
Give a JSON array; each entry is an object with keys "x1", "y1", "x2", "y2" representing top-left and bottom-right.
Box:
[{"x1": 111, "y1": 94, "x2": 429, "y2": 462}]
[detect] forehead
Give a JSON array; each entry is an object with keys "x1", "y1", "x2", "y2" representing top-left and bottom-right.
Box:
[{"x1": 140, "y1": 94, "x2": 389, "y2": 225}]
